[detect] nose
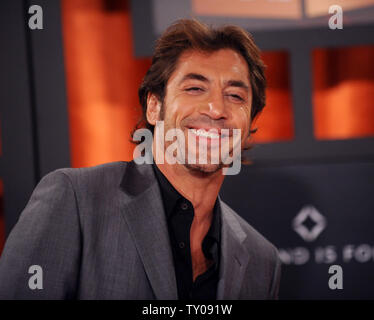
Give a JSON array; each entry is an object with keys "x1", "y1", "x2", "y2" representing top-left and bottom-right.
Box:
[{"x1": 199, "y1": 91, "x2": 228, "y2": 120}]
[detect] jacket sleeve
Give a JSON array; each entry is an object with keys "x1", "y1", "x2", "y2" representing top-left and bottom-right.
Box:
[
  {"x1": 268, "y1": 247, "x2": 282, "y2": 300},
  {"x1": 0, "y1": 170, "x2": 81, "y2": 299}
]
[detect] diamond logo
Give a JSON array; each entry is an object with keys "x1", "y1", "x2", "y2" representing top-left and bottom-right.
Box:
[{"x1": 292, "y1": 205, "x2": 327, "y2": 242}]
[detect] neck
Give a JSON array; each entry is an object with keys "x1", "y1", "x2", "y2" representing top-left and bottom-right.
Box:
[{"x1": 154, "y1": 159, "x2": 224, "y2": 219}]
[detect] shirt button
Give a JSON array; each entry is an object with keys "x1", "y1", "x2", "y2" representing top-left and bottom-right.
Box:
[
  {"x1": 179, "y1": 242, "x2": 185, "y2": 249},
  {"x1": 181, "y1": 202, "x2": 189, "y2": 210}
]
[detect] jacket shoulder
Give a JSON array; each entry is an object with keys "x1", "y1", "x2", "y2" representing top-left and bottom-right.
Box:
[{"x1": 47, "y1": 161, "x2": 129, "y2": 191}]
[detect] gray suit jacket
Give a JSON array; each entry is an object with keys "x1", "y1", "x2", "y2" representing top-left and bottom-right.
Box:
[{"x1": 0, "y1": 161, "x2": 281, "y2": 299}]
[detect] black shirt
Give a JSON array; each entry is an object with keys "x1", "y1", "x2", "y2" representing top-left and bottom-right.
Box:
[{"x1": 152, "y1": 164, "x2": 221, "y2": 300}]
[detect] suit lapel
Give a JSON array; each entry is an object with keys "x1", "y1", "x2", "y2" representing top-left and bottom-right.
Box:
[
  {"x1": 217, "y1": 200, "x2": 251, "y2": 299},
  {"x1": 119, "y1": 162, "x2": 178, "y2": 299},
  {"x1": 118, "y1": 162, "x2": 253, "y2": 300}
]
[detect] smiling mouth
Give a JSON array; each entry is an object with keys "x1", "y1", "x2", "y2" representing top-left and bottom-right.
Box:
[
  {"x1": 190, "y1": 128, "x2": 220, "y2": 139},
  {"x1": 186, "y1": 127, "x2": 231, "y2": 139}
]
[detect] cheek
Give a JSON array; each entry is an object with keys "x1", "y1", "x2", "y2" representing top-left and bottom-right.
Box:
[
  {"x1": 162, "y1": 100, "x2": 182, "y2": 130},
  {"x1": 237, "y1": 106, "x2": 251, "y2": 134},
  {"x1": 165, "y1": 95, "x2": 196, "y2": 126}
]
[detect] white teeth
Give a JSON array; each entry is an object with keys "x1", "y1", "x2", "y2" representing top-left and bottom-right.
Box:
[{"x1": 190, "y1": 128, "x2": 220, "y2": 139}]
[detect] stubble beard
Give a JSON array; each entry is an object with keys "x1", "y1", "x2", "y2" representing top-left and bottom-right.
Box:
[
  {"x1": 159, "y1": 102, "x2": 232, "y2": 175},
  {"x1": 173, "y1": 130, "x2": 230, "y2": 175},
  {"x1": 183, "y1": 161, "x2": 224, "y2": 175}
]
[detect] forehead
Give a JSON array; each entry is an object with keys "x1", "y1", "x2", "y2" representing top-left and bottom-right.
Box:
[{"x1": 169, "y1": 48, "x2": 250, "y2": 84}]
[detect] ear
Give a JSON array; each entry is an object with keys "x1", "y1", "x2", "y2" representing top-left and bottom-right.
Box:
[{"x1": 146, "y1": 93, "x2": 162, "y2": 125}]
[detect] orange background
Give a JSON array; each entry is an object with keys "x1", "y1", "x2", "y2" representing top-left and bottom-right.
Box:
[
  {"x1": 313, "y1": 46, "x2": 374, "y2": 140},
  {"x1": 62, "y1": 0, "x2": 151, "y2": 168}
]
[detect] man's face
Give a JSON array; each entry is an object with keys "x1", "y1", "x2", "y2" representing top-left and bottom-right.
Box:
[{"x1": 152, "y1": 48, "x2": 252, "y2": 174}]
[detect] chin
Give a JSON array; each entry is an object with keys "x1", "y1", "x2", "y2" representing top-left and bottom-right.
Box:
[{"x1": 183, "y1": 162, "x2": 224, "y2": 175}]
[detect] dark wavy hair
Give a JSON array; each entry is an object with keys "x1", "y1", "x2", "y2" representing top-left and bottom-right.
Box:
[{"x1": 132, "y1": 18, "x2": 266, "y2": 145}]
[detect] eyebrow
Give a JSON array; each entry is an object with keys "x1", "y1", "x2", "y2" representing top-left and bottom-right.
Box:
[
  {"x1": 225, "y1": 80, "x2": 249, "y2": 91},
  {"x1": 179, "y1": 73, "x2": 249, "y2": 90},
  {"x1": 179, "y1": 73, "x2": 209, "y2": 84}
]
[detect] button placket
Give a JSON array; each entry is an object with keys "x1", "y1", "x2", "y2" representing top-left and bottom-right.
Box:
[{"x1": 181, "y1": 202, "x2": 189, "y2": 211}]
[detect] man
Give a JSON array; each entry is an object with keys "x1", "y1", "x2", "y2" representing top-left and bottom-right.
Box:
[{"x1": 0, "y1": 19, "x2": 281, "y2": 299}]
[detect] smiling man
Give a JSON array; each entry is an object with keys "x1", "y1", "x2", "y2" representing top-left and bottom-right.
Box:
[{"x1": 0, "y1": 19, "x2": 281, "y2": 300}]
